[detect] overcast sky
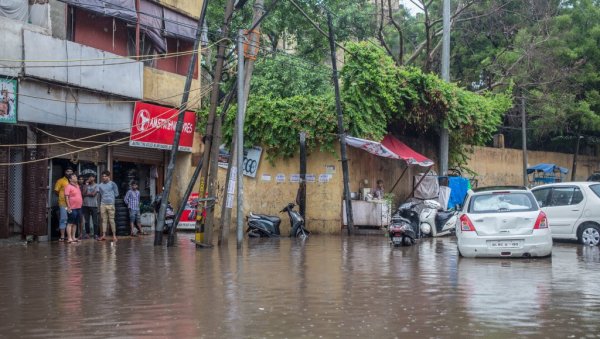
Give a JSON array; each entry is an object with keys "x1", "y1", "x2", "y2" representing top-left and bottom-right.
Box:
[{"x1": 399, "y1": 0, "x2": 424, "y2": 14}]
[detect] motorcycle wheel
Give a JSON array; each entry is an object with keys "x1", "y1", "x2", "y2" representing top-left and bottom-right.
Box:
[
  {"x1": 295, "y1": 227, "x2": 308, "y2": 239},
  {"x1": 248, "y1": 229, "x2": 261, "y2": 238},
  {"x1": 403, "y1": 237, "x2": 415, "y2": 246}
]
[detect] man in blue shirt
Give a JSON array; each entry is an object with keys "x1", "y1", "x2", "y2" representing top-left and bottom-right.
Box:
[
  {"x1": 97, "y1": 170, "x2": 119, "y2": 242},
  {"x1": 124, "y1": 181, "x2": 145, "y2": 236}
]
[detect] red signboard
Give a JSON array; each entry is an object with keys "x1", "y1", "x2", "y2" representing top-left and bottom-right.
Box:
[{"x1": 129, "y1": 101, "x2": 196, "y2": 152}]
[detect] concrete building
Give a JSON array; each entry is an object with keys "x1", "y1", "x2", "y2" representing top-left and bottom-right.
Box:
[{"x1": 0, "y1": 0, "x2": 205, "y2": 239}]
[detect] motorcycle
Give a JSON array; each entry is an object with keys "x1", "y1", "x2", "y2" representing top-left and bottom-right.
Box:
[
  {"x1": 153, "y1": 197, "x2": 175, "y2": 234},
  {"x1": 388, "y1": 201, "x2": 420, "y2": 246},
  {"x1": 419, "y1": 199, "x2": 457, "y2": 237},
  {"x1": 247, "y1": 203, "x2": 309, "y2": 238}
]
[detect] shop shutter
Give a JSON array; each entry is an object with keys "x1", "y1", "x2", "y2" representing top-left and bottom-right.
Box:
[
  {"x1": 0, "y1": 149, "x2": 8, "y2": 238},
  {"x1": 23, "y1": 149, "x2": 49, "y2": 236},
  {"x1": 112, "y1": 144, "x2": 164, "y2": 163}
]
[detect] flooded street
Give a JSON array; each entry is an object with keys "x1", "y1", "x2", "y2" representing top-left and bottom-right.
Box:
[{"x1": 1, "y1": 234, "x2": 599, "y2": 338}]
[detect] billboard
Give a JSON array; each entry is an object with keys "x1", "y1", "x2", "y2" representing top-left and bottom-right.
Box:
[
  {"x1": 129, "y1": 101, "x2": 196, "y2": 152},
  {"x1": 0, "y1": 78, "x2": 17, "y2": 124}
]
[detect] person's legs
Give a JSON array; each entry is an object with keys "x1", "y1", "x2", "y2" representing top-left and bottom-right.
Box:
[
  {"x1": 129, "y1": 208, "x2": 136, "y2": 236},
  {"x1": 107, "y1": 204, "x2": 116, "y2": 241},
  {"x1": 59, "y1": 206, "x2": 67, "y2": 240},
  {"x1": 82, "y1": 207, "x2": 92, "y2": 237},
  {"x1": 91, "y1": 207, "x2": 99, "y2": 238},
  {"x1": 99, "y1": 204, "x2": 108, "y2": 240}
]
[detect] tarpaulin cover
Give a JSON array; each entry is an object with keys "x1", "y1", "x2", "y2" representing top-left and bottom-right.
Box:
[
  {"x1": 139, "y1": 0, "x2": 166, "y2": 53},
  {"x1": 527, "y1": 163, "x2": 568, "y2": 175},
  {"x1": 345, "y1": 135, "x2": 434, "y2": 167},
  {"x1": 0, "y1": 0, "x2": 28, "y2": 22},
  {"x1": 64, "y1": 0, "x2": 137, "y2": 23},
  {"x1": 164, "y1": 7, "x2": 197, "y2": 41}
]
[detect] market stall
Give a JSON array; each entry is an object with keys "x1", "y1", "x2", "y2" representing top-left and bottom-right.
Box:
[{"x1": 343, "y1": 135, "x2": 434, "y2": 227}]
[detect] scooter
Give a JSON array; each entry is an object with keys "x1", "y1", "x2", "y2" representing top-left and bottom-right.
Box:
[
  {"x1": 388, "y1": 201, "x2": 420, "y2": 246},
  {"x1": 247, "y1": 203, "x2": 309, "y2": 238},
  {"x1": 419, "y1": 199, "x2": 457, "y2": 237},
  {"x1": 153, "y1": 197, "x2": 175, "y2": 234}
]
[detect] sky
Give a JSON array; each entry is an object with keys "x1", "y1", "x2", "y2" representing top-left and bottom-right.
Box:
[{"x1": 399, "y1": 0, "x2": 424, "y2": 15}]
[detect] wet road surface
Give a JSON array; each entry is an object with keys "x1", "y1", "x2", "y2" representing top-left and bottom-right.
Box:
[{"x1": 0, "y1": 234, "x2": 599, "y2": 338}]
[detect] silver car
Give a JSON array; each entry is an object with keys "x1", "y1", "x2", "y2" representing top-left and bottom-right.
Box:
[
  {"x1": 531, "y1": 182, "x2": 600, "y2": 246},
  {"x1": 456, "y1": 187, "x2": 553, "y2": 258}
]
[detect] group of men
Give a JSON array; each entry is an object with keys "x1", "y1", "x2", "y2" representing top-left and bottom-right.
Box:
[{"x1": 53, "y1": 167, "x2": 145, "y2": 243}]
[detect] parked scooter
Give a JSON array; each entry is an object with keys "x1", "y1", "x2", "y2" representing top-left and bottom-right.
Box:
[
  {"x1": 388, "y1": 201, "x2": 420, "y2": 246},
  {"x1": 247, "y1": 203, "x2": 309, "y2": 238},
  {"x1": 153, "y1": 197, "x2": 175, "y2": 234},
  {"x1": 419, "y1": 200, "x2": 457, "y2": 237}
]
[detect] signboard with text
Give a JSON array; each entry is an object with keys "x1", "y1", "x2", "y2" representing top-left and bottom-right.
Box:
[{"x1": 129, "y1": 101, "x2": 196, "y2": 152}]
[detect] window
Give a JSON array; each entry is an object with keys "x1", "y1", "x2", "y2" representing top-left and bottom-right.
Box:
[
  {"x1": 533, "y1": 188, "x2": 551, "y2": 207},
  {"x1": 590, "y1": 184, "x2": 600, "y2": 198},
  {"x1": 546, "y1": 187, "x2": 583, "y2": 207},
  {"x1": 469, "y1": 192, "x2": 537, "y2": 213}
]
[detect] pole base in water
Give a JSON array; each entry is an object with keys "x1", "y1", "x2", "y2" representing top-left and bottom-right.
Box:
[{"x1": 190, "y1": 239, "x2": 213, "y2": 248}]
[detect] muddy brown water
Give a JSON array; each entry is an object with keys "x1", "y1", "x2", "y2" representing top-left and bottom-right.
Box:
[{"x1": 0, "y1": 234, "x2": 599, "y2": 338}]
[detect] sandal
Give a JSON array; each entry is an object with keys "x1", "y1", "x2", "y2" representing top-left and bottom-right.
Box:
[
  {"x1": 59, "y1": 238, "x2": 65, "y2": 242},
  {"x1": 97, "y1": 237, "x2": 106, "y2": 241}
]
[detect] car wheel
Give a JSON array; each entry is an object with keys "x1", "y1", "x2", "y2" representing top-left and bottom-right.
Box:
[
  {"x1": 578, "y1": 224, "x2": 600, "y2": 246},
  {"x1": 457, "y1": 246, "x2": 464, "y2": 257}
]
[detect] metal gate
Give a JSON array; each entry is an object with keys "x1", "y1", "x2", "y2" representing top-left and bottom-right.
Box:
[
  {"x1": 23, "y1": 149, "x2": 49, "y2": 236},
  {"x1": 0, "y1": 149, "x2": 8, "y2": 238},
  {"x1": 8, "y1": 149, "x2": 24, "y2": 235}
]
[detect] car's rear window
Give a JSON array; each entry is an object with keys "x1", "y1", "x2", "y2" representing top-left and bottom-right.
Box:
[
  {"x1": 468, "y1": 192, "x2": 538, "y2": 213},
  {"x1": 589, "y1": 184, "x2": 600, "y2": 198}
]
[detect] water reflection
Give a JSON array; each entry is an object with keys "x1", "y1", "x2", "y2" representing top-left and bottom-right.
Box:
[{"x1": 0, "y1": 235, "x2": 598, "y2": 337}]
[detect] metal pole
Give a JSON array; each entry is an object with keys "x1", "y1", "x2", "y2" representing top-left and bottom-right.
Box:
[
  {"x1": 521, "y1": 94, "x2": 529, "y2": 186},
  {"x1": 196, "y1": 0, "x2": 236, "y2": 248},
  {"x1": 236, "y1": 30, "x2": 246, "y2": 248},
  {"x1": 155, "y1": 0, "x2": 209, "y2": 246},
  {"x1": 299, "y1": 132, "x2": 307, "y2": 219},
  {"x1": 327, "y1": 12, "x2": 353, "y2": 235},
  {"x1": 572, "y1": 135, "x2": 582, "y2": 181},
  {"x1": 439, "y1": 0, "x2": 450, "y2": 176},
  {"x1": 168, "y1": 157, "x2": 203, "y2": 247}
]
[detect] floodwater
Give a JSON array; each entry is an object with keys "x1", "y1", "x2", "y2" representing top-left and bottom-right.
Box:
[{"x1": 0, "y1": 234, "x2": 599, "y2": 338}]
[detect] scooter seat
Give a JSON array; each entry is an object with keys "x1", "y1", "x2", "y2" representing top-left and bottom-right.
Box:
[
  {"x1": 435, "y1": 211, "x2": 455, "y2": 224},
  {"x1": 249, "y1": 213, "x2": 281, "y2": 224}
]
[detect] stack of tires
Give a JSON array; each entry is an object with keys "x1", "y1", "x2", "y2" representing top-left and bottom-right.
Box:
[{"x1": 114, "y1": 198, "x2": 130, "y2": 236}]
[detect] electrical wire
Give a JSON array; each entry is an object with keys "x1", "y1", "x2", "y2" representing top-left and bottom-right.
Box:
[
  {"x1": 0, "y1": 85, "x2": 210, "y2": 150},
  {"x1": 0, "y1": 94, "x2": 203, "y2": 166}
]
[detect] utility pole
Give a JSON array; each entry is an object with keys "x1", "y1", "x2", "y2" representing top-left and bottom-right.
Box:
[
  {"x1": 439, "y1": 0, "x2": 450, "y2": 176},
  {"x1": 572, "y1": 134, "x2": 582, "y2": 181},
  {"x1": 219, "y1": 0, "x2": 265, "y2": 245},
  {"x1": 154, "y1": 0, "x2": 208, "y2": 246},
  {"x1": 521, "y1": 94, "x2": 528, "y2": 186},
  {"x1": 299, "y1": 132, "x2": 306, "y2": 219},
  {"x1": 235, "y1": 30, "x2": 246, "y2": 248},
  {"x1": 327, "y1": 12, "x2": 353, "y2": 235},
  {"x1": 196, "y1": 0, "x2": 236, "y2": 248}
]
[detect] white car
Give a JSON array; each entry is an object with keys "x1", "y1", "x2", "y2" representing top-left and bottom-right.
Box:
[
  {"x1": 456, "y1": 187, "x2": 553, "y2": 258},
  {"x1": 531, "y1": 182, "x2": 600, "y2": 246}
]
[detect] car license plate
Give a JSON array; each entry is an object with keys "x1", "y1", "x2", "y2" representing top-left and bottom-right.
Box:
[{"x1": 488, "y1": 240, "x2": 523, "y2": 249}]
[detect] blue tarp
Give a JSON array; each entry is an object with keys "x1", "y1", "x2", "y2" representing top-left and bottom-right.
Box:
[
  {"x1": 448, "y1": 176, "x2": 469, "y2": 209},
  {"x1": 526, "y1": 163, "x2": 568, "y2": 175}
]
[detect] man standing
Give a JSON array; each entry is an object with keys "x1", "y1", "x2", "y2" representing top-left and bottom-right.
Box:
[
  {"x1": 54, "y1": 167, "x2": 73, "y2": 241},
  {"x1": 124, "y1": 181, "x2": 145, "y2": 236},
  {"x1": 64, "y1": 173, "x2": 83, "y2": 243},
  {"x1": 97, "y1": 170, "x2": 119, "y2": 242},
  {"x1": 82, "y1": 174, "x2": 99, "y2": 240}
]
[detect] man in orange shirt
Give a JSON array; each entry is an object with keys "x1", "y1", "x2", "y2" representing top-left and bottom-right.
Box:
[{"x1": 54, "y1": 167, "x2": 73, "y2": 241}]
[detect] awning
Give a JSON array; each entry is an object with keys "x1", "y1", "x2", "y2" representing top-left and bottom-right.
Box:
[
  {"x1": 345, "y1": 135, "x2": 434, "y2": 167},
  {"x1": 527, "y1": 163, "x2": 568, "y2": 175},
  {"x1": 63, "y1": 0, "x2": 137, "y2": 23}
]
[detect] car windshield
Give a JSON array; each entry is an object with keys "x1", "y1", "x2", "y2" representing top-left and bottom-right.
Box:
[{"x1": 468, "y1": 192, "x2": 537, "y2": 213}]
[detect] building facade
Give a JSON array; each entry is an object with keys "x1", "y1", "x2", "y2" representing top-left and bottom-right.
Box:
[{"x1": 0, "y1": 0, "x2": 205, "y2": 239}]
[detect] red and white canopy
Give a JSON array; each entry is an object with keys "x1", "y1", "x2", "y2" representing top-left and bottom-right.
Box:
[{"x1": 345, "y1": 134, "x2": 434, "y2": 167}]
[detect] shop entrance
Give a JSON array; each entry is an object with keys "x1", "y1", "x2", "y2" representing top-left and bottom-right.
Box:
[{"x1": 112, "y1": 160, "x2": 156, "y2": 212}]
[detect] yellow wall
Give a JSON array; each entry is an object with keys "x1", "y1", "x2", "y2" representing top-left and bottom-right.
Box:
[
  {"x1": 212, "y1": 138, "x2": 437, "y2": 235},
  {"x1": 155, "y1": 0, "x2": 203, "y2": 18},
  {"x1": 467, "y1": 146, "x2": 600, "y2": 186},
  {"x1": 143, "y1": 67, "x2": 202, "y2": 109}
]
